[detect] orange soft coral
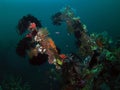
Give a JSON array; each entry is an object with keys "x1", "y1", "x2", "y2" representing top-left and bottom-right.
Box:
[
  {"x1": 59, "y1": 54, "x2": 67, "y2": 59},
  {"x1": 47, "y1": 38, "x2": 57, "y2": 52},
  {"x1": 28, "y1": 22, "x2": 36, "y2": 30},
  {"x1": 96, "y1": 39, "x2": 103, "y2": 48}
]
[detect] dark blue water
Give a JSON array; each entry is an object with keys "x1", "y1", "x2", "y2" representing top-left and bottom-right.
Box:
[{"x1": 0, "y1": 0, "x2": 120, "y2": 90}]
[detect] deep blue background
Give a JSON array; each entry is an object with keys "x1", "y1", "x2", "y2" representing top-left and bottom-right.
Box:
[{"x1": 0, "y1": 0, "x2": 120, "y2": 89}]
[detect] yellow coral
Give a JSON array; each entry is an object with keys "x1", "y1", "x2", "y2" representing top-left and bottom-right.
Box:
[{"x1": 27, "y1": 48, "x2": 38, "y2": 59}]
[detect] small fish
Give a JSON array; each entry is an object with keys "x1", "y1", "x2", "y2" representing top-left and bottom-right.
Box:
[{"x1": 55, "y1": 32, "x2": 60, "y2": 34}]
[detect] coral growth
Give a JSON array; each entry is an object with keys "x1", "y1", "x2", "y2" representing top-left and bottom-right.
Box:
[
  {"x1": 51, "y1": 6, "x2": 120, "y2": 90},
  {"x1": 1, "y1": 75, "x2": 31, "y2": 90}
]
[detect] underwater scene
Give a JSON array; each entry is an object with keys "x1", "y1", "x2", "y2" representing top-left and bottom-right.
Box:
[{"x1": 0, "y1": 0, "x2": 120, "y2": 90}]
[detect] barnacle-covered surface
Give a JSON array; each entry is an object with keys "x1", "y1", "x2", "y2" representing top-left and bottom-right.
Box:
[
  {"x1": 34, "y1": 28, "x2": 59, "y2": 64},
  {"x1": 51, "y1": 6, "x2": 120, "y2": 90}
]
